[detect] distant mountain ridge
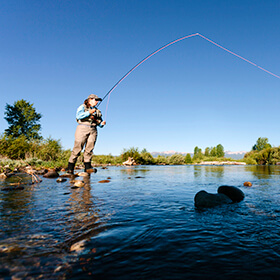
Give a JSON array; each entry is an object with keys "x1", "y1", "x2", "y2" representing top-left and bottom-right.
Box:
[{"x1": 151, "y1": 151, "x2": 247, "y2": 160}]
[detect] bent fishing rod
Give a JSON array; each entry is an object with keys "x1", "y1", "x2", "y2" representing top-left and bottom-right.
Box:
[{"x1": 97, "y1": 32, "x2": 280, "y2": 117}]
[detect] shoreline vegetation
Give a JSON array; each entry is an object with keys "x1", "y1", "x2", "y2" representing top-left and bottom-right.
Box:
[
  {"x1": 1, "y1": 135, "x2": 280, "y2": 172},
  {"x1": 1, "y1": 100, "x2": 280, "y2": 172}
]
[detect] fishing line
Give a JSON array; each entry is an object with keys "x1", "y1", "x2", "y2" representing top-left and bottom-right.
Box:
[{"x1": 99, "y1": 33, "x2": 280, "y2": 119}]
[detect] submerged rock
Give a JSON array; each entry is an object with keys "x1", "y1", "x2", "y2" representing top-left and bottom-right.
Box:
[
  {"x1": 70, "y1": 240, "x2": 86, "y2": 253},
  {"x1": 85, "y1": 168, "x2": 97, "y2": 173},
  {"x1": 217, "y1": 185, "x2": 245, "y2": 202},
  {"x1": 35, "y1": 169, "x2": 48, "y2": 175},
  {"x1": 98, "y1": 180, "x2": 110, "y2": 183},
  {"x1": 77, "y1": 172, "x2": 90, "y2": 177},
  {"x1": 243, "y1": 181, "x2": 252, "y2": 187},
  {"x1": 56, "y1": 178, "x2": 67, "y2": 183},
  {"x1": 194, "y1": 190, "x2": 233, "y2": 208},
  {"x1": 1, "y1": 186, "x2": 25, "y2": 191},
  {"x1": 60, "y1": 173, "x2": 78, "y2": 178},
  {"x1": 72, "y1": 180, "x2": 85, "y2": 188},
  {"x1": 0, "y1": 172, "x2": 7, "y2": 179},
  {"x1": 43, "y1": 170, "x2": 59, "y2": 178}
]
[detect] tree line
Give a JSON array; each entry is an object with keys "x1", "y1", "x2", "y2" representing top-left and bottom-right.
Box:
[{"x1": 243, "y1": 137, "x2": 280, "y2": 165}]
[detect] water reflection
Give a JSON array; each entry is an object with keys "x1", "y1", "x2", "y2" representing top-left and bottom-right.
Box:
[
  {"x1": 120, "y1": 166, "x2": 151, "y2": 176},
  {"x1": 0, "y1": 186, "x2": 33, "y2": 234},
  {"x1": 194, "y1": 166, "x2": 224, "y2": 179},
  {"x1": 205, "y1": 166, "x2": 224, "y2": 178},
  {"x1": 245, "y1": 165, "x2": 274, "y2": 180},
  {"x1": 193, "y1": 166, "x2": 202, "y2": 178},
  {"x1": 65, "y1": 175, "x2": 101, "y2": 248}
]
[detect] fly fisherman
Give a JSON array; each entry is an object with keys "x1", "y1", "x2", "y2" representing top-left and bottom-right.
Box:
[{"x1": 66, "y1": 94, "x2": 106, "y2": 174}]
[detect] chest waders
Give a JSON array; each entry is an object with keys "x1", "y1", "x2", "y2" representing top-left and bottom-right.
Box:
[{"x1": 67, "y1": 105, "x2": 103, "y2": 173}]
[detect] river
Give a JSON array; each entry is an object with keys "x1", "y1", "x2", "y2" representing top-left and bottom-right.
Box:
[{"x1": 1, "y1": 165, "x2": 280, "y2": 279}]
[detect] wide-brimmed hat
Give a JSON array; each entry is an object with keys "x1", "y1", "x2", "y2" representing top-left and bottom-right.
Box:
[{"x1": 88, "y1": 94, "x2": 102, "y2": 101}]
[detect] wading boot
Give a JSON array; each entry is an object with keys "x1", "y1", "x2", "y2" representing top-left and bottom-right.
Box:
[
  {"x1": 84, "y1": 162, "x2": 97, "y2": 173},
  {"x1": 65, "y1": 162, "x2": 75, "y2": 175}
]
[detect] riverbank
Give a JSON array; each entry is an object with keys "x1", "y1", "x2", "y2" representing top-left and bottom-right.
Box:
[{"x1": 197, "y1": 161, "x2": 246, "y2": 165}]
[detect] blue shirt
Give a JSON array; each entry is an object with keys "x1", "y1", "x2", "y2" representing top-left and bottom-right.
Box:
[
  {"x1": 76, "y1": 104, "x2": 91, "y2": 120},
  {"x1": 76, "y1": 104, "x2": 104, "y2": 127}
]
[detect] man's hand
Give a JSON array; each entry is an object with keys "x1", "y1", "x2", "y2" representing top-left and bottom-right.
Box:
[{"x1": 101, "y1": 121, "x2": 106, "y2": 126}]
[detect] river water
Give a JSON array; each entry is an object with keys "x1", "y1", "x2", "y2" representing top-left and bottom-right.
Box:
[{"x1": 0, "y1": 165, "x2": 280, "y2": 279}]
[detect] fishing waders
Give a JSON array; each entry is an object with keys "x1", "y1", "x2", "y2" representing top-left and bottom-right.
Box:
[
  {"x1": 84, "y1": 162, "x2": 97, "y2": 173},
  {"x1": 66, "y1": 162, "x2": 75, "y2": 174}
]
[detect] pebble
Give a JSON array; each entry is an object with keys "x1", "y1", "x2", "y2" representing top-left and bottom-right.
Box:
[
  {"x1": 98, "y1": 180, "x2": 110, "y2": 183},
  {"x1": 73, "y1": 180, "x2": 85, "y2": 188},
  {"x1": 56, "y1": 178, "x2": 67, "y2": 183},
  {"x1": 70, "y1": 240, "x2": 86, "y2": 253},
  {"x1": 244, "y1": 181, "x2": 252, "y2": 187},
  {"x1": 0, "y1": 172, "x2": 7, "y2": 179},
  {"x1": 77, "y1": 172, "x2": 89, "y2": 177}
]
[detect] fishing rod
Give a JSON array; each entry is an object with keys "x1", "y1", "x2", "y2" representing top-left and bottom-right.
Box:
[{"x1": 98, "y1": 32, "x2": 280, "y2": 117}]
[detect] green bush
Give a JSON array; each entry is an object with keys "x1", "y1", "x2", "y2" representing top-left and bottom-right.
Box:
[
  {"x1": 36, "y1": 137, "x2": 63, "y2": 161},
  {"x1": 168, "y1": 154, "x2": 185, "y2": 165},
  {"x1": 121, "y1": 147, "x2": 141, "y2": 162},
  {"x1": 139, "y1": 150, "x2": 155, "y2": 165},
  {"x1": 0, "y1": 134, "x2": 31, "y2": 159},
  {"x1": 244, "y1": 146, "x2": 280, "y2": 165},
  {"x1": 155, "y1": 155, "x2": 168, "y2": 165},
  {"x1": 92, "y1": 154, "x2": 122, "y2": 165},
  {"x1": 120, "y1": 147, "x2": 155, "y2": 165},
  {"x1": 25, "y1": 157, "x2": 43, "y2": 166}
]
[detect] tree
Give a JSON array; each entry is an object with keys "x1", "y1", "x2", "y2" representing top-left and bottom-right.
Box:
[
  {"x1": 193, "y1": 146, "x2": 203, "y2": 159},
  {"x1": 204, "y1": 147, "x2": 210, "y2": 157},
  {"x1": 185, "y1": 153, "x2": 192, "y2": 164},
  {"x1": 252, "y1": 137, "x2": 271, "y2": 151},
  {"x1": 210, "y1": 146, "x2": 217, "y2": 157},
  {"x1": 216, "y1": 144, "x2": 225, "y2": 157},
  {"x1": 4, "y1": 99, "x2": 42, "y2": 140}
]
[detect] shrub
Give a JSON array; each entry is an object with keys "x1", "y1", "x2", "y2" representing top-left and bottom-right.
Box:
[
  {"x1": 155, "y1": 155, "x2": 168, "y2": 165},
  {"x1": 36, "y1": 137, "x2": 63, "y2": 161},
  {"x1": 168, "y1": 154, "x2": 185, "y2": 165},
  {"x1": 0, "y1": 134, "x2": 31, "y2": 159}
]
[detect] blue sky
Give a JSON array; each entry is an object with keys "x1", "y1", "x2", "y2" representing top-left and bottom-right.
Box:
[{"x1": 1, "y1": 0, "x2": 279, "y2": 155}]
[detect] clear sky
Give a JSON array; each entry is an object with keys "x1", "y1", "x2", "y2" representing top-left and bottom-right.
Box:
[{"x1": 1, "y1": 0, "x2": 279, "y2": 155}]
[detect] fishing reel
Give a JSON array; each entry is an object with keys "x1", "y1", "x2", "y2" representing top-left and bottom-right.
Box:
[{"x1": 90, "y1": 109, "x2": 103, "y2": 124}]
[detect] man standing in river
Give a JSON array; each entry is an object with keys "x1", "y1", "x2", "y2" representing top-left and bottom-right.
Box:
[{"x1": 66, "y1": 94, "x2": 106, "y2": 174}]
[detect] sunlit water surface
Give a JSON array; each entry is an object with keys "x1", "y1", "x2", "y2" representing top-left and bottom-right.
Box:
[{"x1": 1, "y1": 165, "x2": 280, "y2": 279}]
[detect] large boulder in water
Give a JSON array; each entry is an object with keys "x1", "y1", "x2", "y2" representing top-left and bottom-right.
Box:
[
  {"x1": 194, "y1": 190, "x2": 233, "y2": 208},
  {"x1": 217, "y1": 185, "x2": 245, "y2": 202}
]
